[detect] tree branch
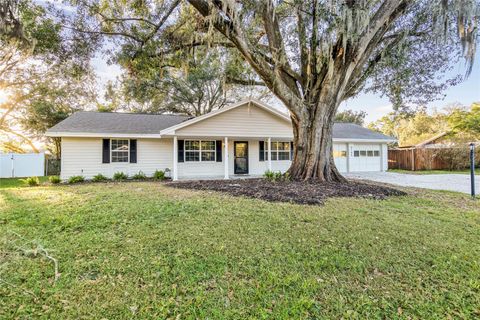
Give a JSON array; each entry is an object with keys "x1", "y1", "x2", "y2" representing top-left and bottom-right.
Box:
[{"x1": 225, "y1": 76, "x2": 264, "y2": 86}]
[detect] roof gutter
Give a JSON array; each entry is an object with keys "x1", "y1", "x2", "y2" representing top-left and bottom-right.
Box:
[{"x1": 45, "y1": 132, "x2": 162, "y2": 138}]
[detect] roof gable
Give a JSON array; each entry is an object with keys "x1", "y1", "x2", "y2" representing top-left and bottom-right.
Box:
[
  {"x1": 160, "y1": 99, "x2": 291, "y2": 135},
  {"x1": 161, "y1": 100, "x2": 293, "y2": 138}
]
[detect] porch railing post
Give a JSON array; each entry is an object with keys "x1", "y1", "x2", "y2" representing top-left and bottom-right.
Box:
[
  {"x1": 267, "y1": 137, "x2": 272, "y2": 171},
  {"x1": 173, "y1": 136, "x2": 178, "y2": 181},
  {"x1": 224, "y1": 137, "x2": 229, "y2": 179}
]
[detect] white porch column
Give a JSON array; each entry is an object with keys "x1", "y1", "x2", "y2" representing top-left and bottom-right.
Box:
[
  {"x1": 224, "y1": 137, "x2": 229, "y2": 179},
  {"x1": 346, "y1": 143, "x2": 351, "y2": 173},
  {"x1": 267, "y1": 137, "x2": 272, "y2": 171},
  {"x1": 173, "y1": 136, "x2": 178, "y2": 181}
]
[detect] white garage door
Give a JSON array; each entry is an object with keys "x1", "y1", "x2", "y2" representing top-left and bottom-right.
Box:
[
  {"x1": 333, "y1": 143, "x2": 348, "y2": 172},
  {"x1": 350, "y1": 144, "x2": 381, "y2": 172}
]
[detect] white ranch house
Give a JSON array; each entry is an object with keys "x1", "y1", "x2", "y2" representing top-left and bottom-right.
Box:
[{"x1": 46, "y1": 100, "x2": 394, "y2": 180}]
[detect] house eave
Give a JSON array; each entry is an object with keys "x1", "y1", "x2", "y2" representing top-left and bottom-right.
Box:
[
  {"x1": 332, "y1": 138, "x2": 396, "y2": 143},
  {"x1": 45, "y1": 132, "x2": 162, "y2": 138}
]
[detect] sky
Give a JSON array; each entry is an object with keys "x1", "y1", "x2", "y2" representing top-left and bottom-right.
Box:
[
  {"x1": 92, "y1": 49, "x2": 480, "y2": 124},
  {"x1": 340, "y1": 51, "x2": 480, "y2": 123}
]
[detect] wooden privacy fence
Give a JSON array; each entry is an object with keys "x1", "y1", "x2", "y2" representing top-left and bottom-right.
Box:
[{"x1": 388, "y1": 148, "x2": 448, "y2": 171}]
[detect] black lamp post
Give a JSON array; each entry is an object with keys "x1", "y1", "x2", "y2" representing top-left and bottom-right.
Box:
[{"x1": 470, "y1": 143, "x2": 476, "y2": 199}]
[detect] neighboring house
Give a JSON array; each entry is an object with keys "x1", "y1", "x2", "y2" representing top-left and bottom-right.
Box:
[
  {"x1": 397, "y1": 132, "x2": 450, "y2": 149},
  {"x1": 399, "y1": 131, "x2": 479, "y2": 149},
  {"x1": 46, "y1": 99, "x2": 395, "y2": 180}
]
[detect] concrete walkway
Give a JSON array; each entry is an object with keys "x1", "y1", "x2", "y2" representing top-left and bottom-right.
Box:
[{"x1": 346, "y1": 171, "x2": 479, "y2": 194}]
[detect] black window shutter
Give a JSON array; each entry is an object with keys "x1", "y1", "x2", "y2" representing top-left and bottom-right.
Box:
[
  {"x1": 216, "y1": 140, "x2": 222, "y2": 162},
  {"x1": 290, "y1": 141, "x2": 294, "y2": 160},
  {"x1": 178, "y1": 140, "x2": 184, "y2": 162},
  {"x1": 259, "y1": 141, "x2": 265, "y2": 161},
  {"x1": 130, "y1": 139, "x2": 137, "y2": 163},
  {"x1": 102, "y1": 139, "x2": 110, "y2": 163}
]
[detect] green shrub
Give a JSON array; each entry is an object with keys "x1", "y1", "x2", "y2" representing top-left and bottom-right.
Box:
[
  {"x1": 48, "y1": 176, "x2": 61, "y2": 184},
  {"x1": 92, "y1": 173, "x2": 108, "y2": 182},
  {"x1": 263, "y1": 170, "x2": 285, "y2": 182},
  {"x1": 113, "y1": 172, "x2": 128, "y2": 181},
  {"x1": 132, "y1": 171, "x2": 147, "y2": 180},
  {"x1": 153, "y1": 170, "x2": 165, "y2": 180},
  {"x1": 68, "y1": 175, "x2": 85, "y2": 184},
  {"x1": 264, "y1": 170, "x2": 274, "y2": 180},
  {"x1": 22, "y1": 176, "x2": 40, "y2": 187}
]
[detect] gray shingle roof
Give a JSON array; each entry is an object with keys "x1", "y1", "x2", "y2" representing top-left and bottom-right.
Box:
[
  {"x1": 47, "y1": 111, "x2": 394, "y2": 141},
  {"x1": 47, "y1": 111, "x2": 191, "y2": 135},
  {"x1": 333, "y1": 122, "x2": 394, "y2": 140}
]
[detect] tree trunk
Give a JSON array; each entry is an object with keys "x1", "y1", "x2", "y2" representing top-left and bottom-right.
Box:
[{"x1": 287, "y1": 100, "x2": 346, "y2": 182}]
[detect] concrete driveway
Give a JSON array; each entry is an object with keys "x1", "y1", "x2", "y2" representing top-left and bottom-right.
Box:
[{"x1": 346, "y1": 171, "x2": 479, "y2": 194}]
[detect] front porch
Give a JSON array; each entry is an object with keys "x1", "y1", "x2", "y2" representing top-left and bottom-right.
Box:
[{"x1": 171, "y1": 136, "x2": 293, "y2": 181}]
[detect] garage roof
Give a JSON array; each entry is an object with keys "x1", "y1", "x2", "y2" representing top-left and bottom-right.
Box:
[{"x1": 333, "y1": 123, "x2": 393, "y2": 141}]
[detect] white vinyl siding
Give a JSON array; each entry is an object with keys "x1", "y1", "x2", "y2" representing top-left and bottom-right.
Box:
[
  {"x1": 333, "y1": 143, "x2": 348, "y2": 172},
  {"x1": 175, "y1": 104, "x2": 293, "y2": 138},
  {"x1": 61, "y1": 138, "x2": 389, "y2": 180},
  {"x1": 61, "y1": 137, "x2": 173, "y2": 180}
]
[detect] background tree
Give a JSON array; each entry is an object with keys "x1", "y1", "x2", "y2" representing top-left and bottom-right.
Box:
[
  {"x1": 57, "y1": 1, "x2": 264, "y2": 116},
  {"x1": 367, "y1": 105, "x2": 480, "y2": 147},
  {"x1": 120, "y1": 48, "x2": 261, "y2": 115},
  {"x1": 62, "y1": 0, "x2": 479, "y2": 181},
  {"x1": 335, "y1": 110, "x2": 367, "y2": 126},
  {"x1": 448, "y1": 102, "x2": 480, "y2": 137},
  {"x1": 0, "y1": 0, "x2": 29, "y2": 44},
  {"x1": 0, "y1": 0, "x2": 96, "y2": 155}
]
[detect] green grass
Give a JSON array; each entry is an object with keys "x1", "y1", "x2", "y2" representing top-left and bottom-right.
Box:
[
  {"x1": 0, "y1": 177, "x2": 50, "y2": 189},
  {"x1": 389, "y1": 168, "x2": 480, "y2": 175},
  {"x1": 1, "y1": 182, "x2": 479, "y2": 319}
]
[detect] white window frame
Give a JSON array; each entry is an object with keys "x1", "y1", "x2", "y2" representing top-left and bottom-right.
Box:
[
  {"x1": 110, "y1": 139, "x2": 130, "y2": 163},
  {"x1": 265, "y1": 141, "x2": 291, "y2": 161},
  {"x1": 184, "y1": 139, "x2": 216, "y2": 162},
  {"x1": 333, "y1": 150, "x2": 347, "y2": 158}
]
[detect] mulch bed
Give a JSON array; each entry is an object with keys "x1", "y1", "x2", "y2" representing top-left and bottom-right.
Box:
[{"x1": 167, "y1": 178, "x2": 406, "y2": 205}]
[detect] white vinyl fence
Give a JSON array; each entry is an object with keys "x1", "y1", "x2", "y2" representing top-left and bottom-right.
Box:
[{"x1": 0, "y1": 153, "x2": 45, "y2": 178}]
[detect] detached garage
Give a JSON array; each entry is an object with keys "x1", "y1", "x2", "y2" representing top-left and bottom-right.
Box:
[{"x1": 47, "y1": 99, "x2": 395, "y2": 180}]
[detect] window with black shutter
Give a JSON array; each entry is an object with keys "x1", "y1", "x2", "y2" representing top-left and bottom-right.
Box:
[
  {"x1": 259, "y1": 141, "x2": 265, "y2": 161},
  {"x1": 102, "y1": 139, "x2": 110, "y2": 163},
  {"x1": 130, "y1": 139, "x2": 137, "y2": 163},
  {"x1": 216, "y1": 140, "x2": 222, "y2": 162},
  {"x1": 178, "y1": 140, "x2": 184, "y2": 162}
]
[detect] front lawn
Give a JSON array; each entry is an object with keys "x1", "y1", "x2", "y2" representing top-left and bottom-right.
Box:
[
  {"x1": 1, "y1": 182, "x2": 479, "y2": 319},
  {"x1": 389, "y1": 168, "x2": 480, "y2": 175},
  {"x1": 0, "y1": 177, "x2": 50, "y2": 189}
]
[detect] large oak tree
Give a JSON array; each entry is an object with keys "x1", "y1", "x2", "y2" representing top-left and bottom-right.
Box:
[
  {"x1": 61, "y1": 0, "x2": 478, "y2": 181},
  {"x1": 183, "y1": 0, "x2": 478, "y2": 181}
]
